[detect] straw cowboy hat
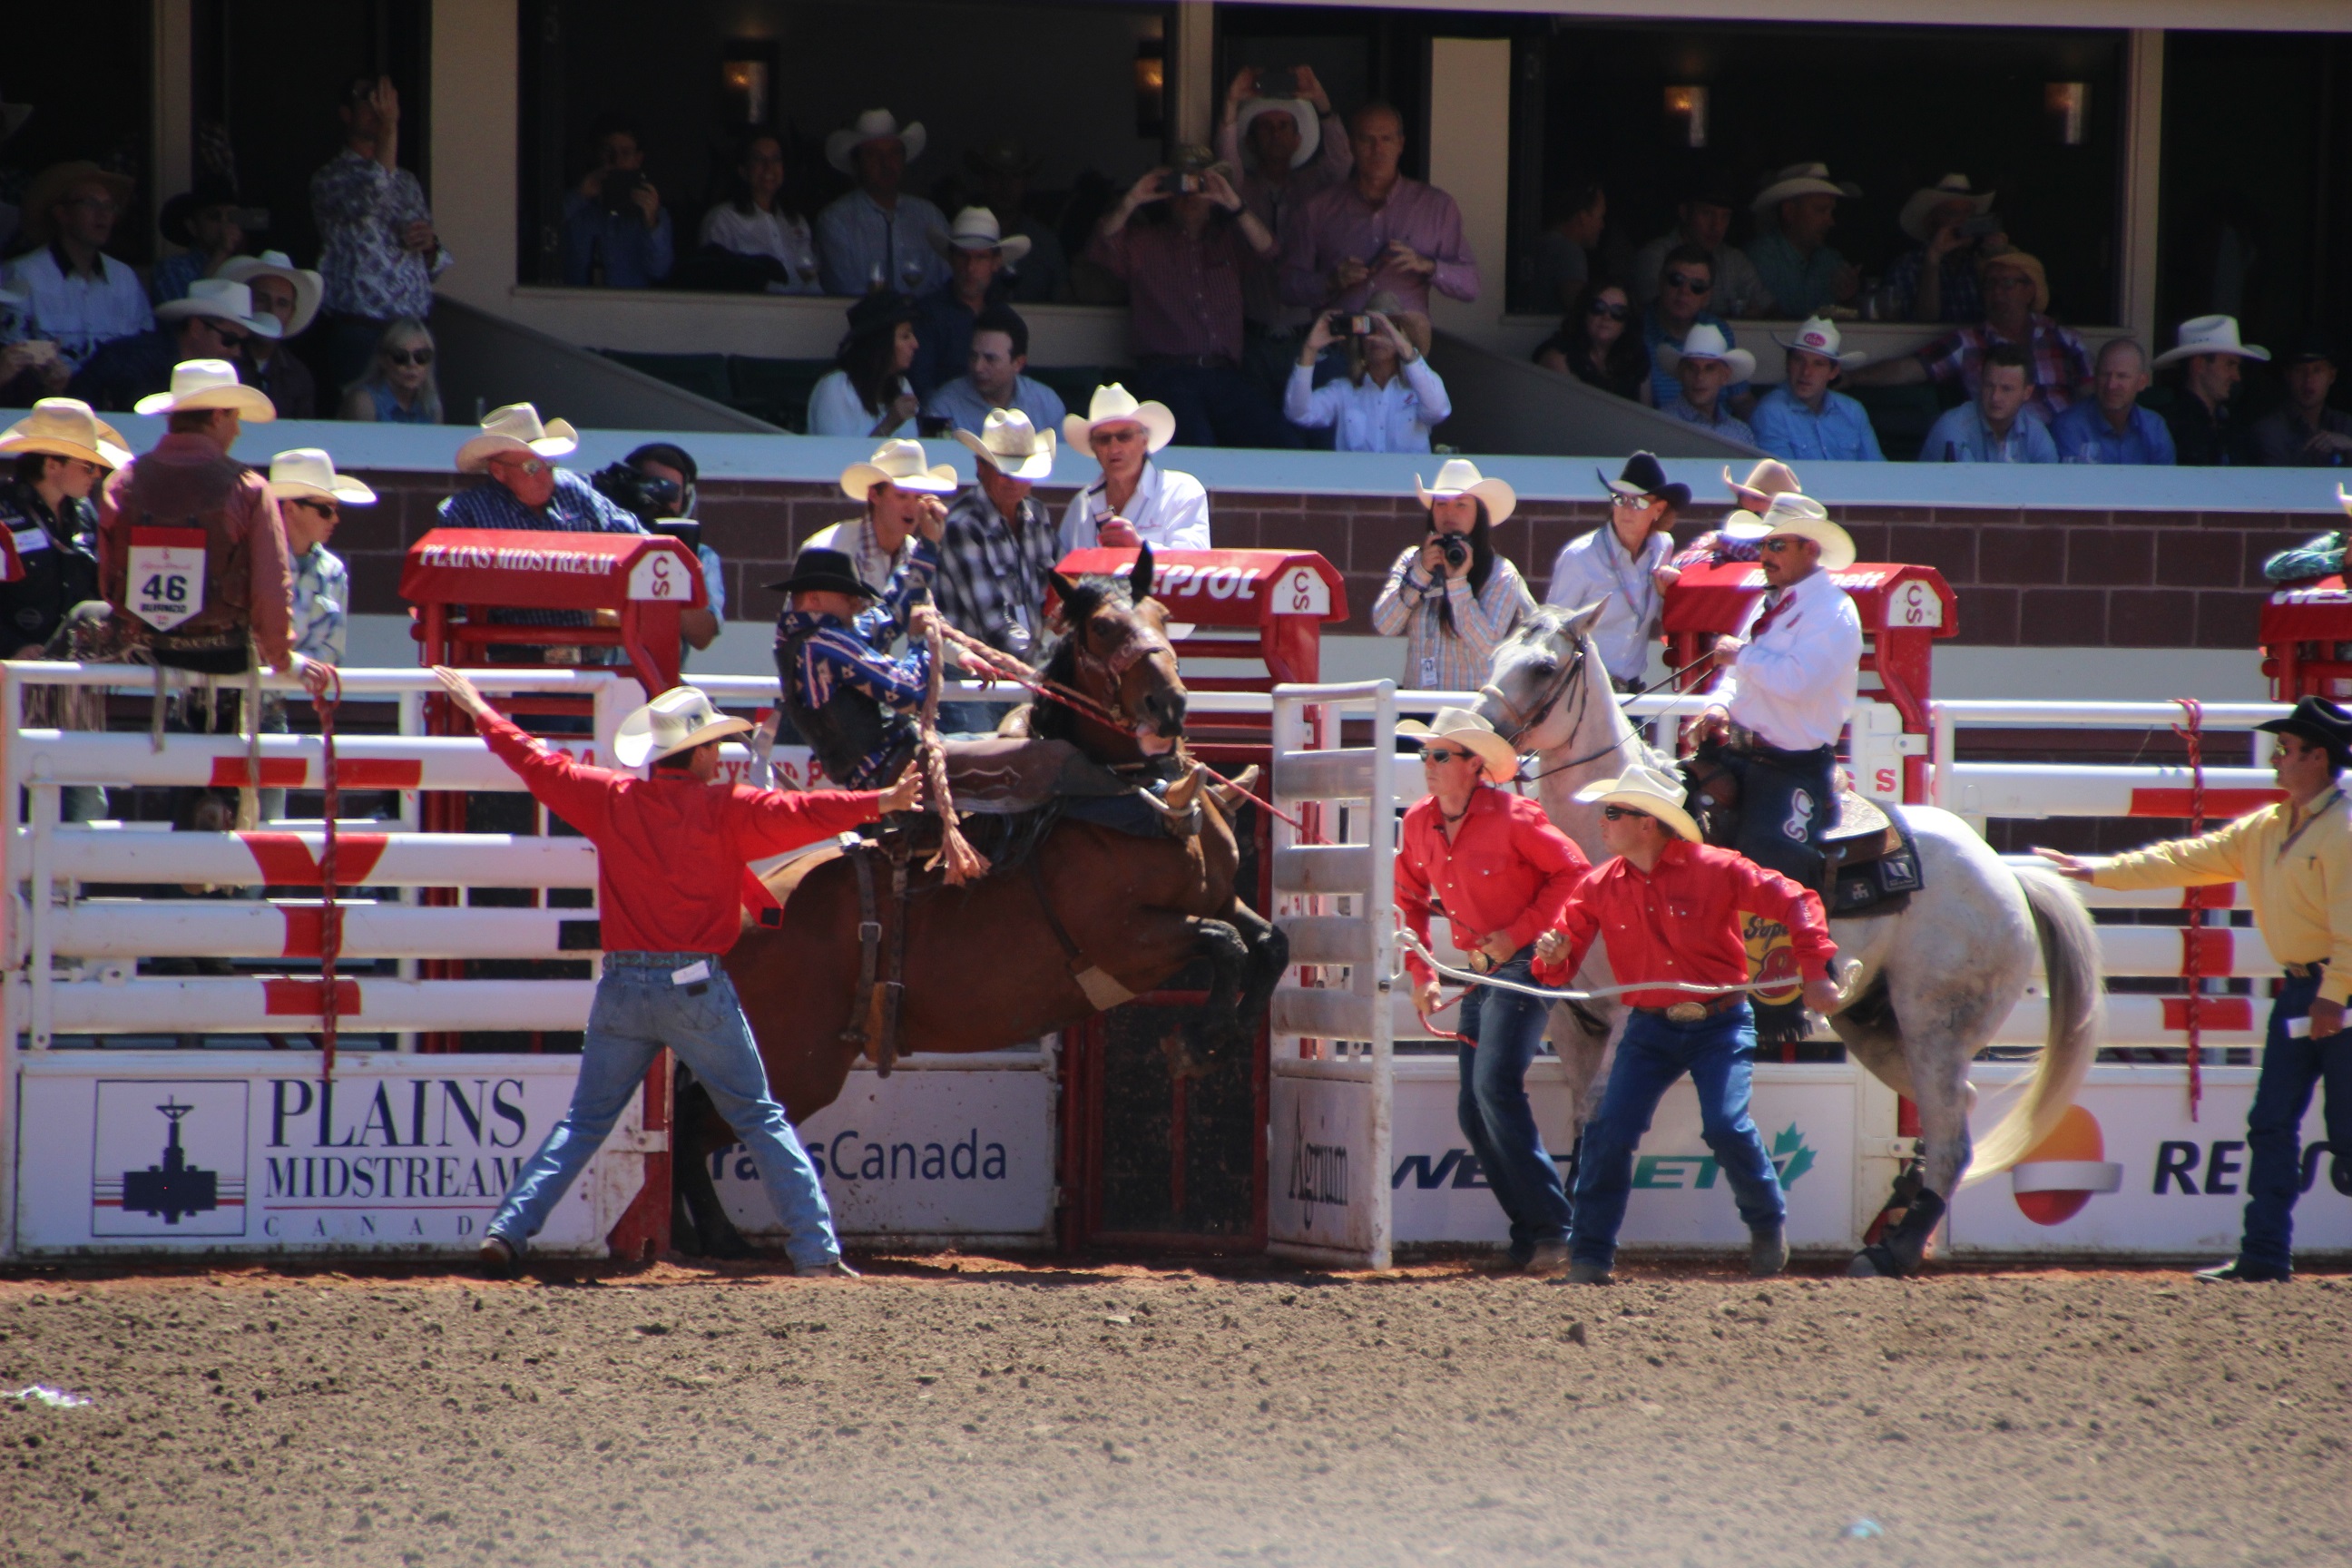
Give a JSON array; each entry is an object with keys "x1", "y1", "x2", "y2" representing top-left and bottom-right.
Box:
[
  {"x1": 1601, "y1": 450, "x2": 1690, "y2": 510},
  {"x1": 952, "y1": 409, "x2": 1056, "y2": 481},
  {"x1": 132, "y1": 358, "x2": 277, "y2": 420},
  {"x1": 1749, "y1": 492, "x2": 1855, "y2": 572},
  {"x1": 215, "y1": 250, "x2": 324, "y2": 338},
  {"x1": 154, "y1": 278, "x2": 281, "y2": 339},
  {"x1": 2153, "y1": 314, "x2": 2271, "y2": 369},
  {"x1": 1773, "y1": 315, "x2": 1867, "y2": 369},
  {"x1": 826, "y1": 109, "x2": 926, "y2": 175},
  {"x1": 1752, "y1": 162, "x2": 1860, "y2": 214},
  {"x1": 1573, "y1": 764, "x2": 1701, "y2": 844},
  {"x1": 766, "y1": 545, "x2": 879, "y2": 601},
  {"x1": 1235, "y1": 96, "x2": 1322, "y2": 167},
  {"x1": 612, "y1": 685, "x2": 754, "y2": 769},
  {"x1": 267, "y1": 448, "x2": 377, "y2": 507},
  {"x1": 839, "y1": 438, "x2": 958, "y2": 500},
  {"x1": 1981, "y1": 250, "x2": 2050, "y2": 315},
  {"x1": 456, "y1": 403, "x2": 578, "y2": 473},
  {"x1": 1415, "y1": 457, "x2": 1515, "y2": 524},
  {"x1": 1724, "y1": 458, "x2": 1801, "y2": 516},
  {"x1": 929, "y1": 205, "x2": 1032, "y2": 264},
  {"x1": 19, "y1": 161, "x2": 133, "y2": 247},
  {"x1": 0, "y1": 399, "x2": 131, "y2": 470},
  {"x1": 1396, "y1": 707, "x2": 1519, "y2": 784},
  {"x1": 1898, "y1": 173, "x2": 1995, "y2": 243},
  {"x1": 1654, "y1": 322, "x2": 1757, "y2": 381},
  {"x1": 1065, "y1": 383, "x2": 1177, "y2": 455}
]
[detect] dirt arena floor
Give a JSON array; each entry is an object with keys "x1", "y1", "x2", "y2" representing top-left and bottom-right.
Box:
[{"x1": 0, "y1": 1254, "x2": 2346, "y2": 1568}]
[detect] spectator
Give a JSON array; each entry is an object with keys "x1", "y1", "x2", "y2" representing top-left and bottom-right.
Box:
[
  {"x1": 1919, "y1": 343, "x2": 2057, "y2": 463},
  {"x1": 1280, "y1": 102, "x2": 1478, "y2": 319},
  {"x1": 1631, "y1": 174, "x2": 1774, "y2": 319},
  {"x1": 1671, "y1": 458, "x2": 1801, "y2": 570},
  {"x1": 1058, "y1": 384, "x2": 1210, "y2": 552},
  {"x1": 438, "y1": 403, "x2": 642, "y2": 536},
  {"x1": 561, "y1": 112, "x2": 672, "y2": 289},
  {"x1": 1284, "y1": 294, "x2": 1451, "y2": 453},
  {"x1": 149, "y1": 177, "x2": 247, "y2": 306},
  {"x1": 807, "y1": 293, "x2": 920, "y2": 439},
  {"x1": 2252, "y1": 335, "x2": 2352, "y2": 467},
  {"x1": 2156, "y1": 315, "x2": 2269, "y2": 467},
  {"x1": 0, "y1": 398, "x2": 121, "y2": 656},
  {"x1": 2051, "y1": 339, "x2": 2175, "y2": 466},
  {"x1": 1852, "y1": 251, "x2": 2091, "y2": 426},
  {"x1": 698, "y1": 130, "x2": 820, "y2": 293},
  {"x1": 1534, "y1": 280, "x2": 1651, "y2": 404},
  {"x1": 1883, "y1": 173, "x2": 2003, "y2": 325},
  {"x1": 1644, "y1": 244, "x2": 1752, "y2": 415},
  {"x1": 266, "y1": 448, "x2": 374, "y2": 667},
  {"x1": 815, "y1": 109, "x2": 948, "y2": 298},
  {"x1": 965, "y1": 139, "x2": 1068, "y2": 305},
  {"x1": 0, "y1": 162, "x2": 150, "y2": 380},
  {"x1": 1530, "y1": 180, "x2": 1606, "y2": 312},
  {"x1": 1546, "y1": 452, "x2": 1687, "y2": 691},
  {"x1": 920, "y1": 303, "x2": 1067, "y2": 438},
  {"x1": 68, "y1": 278, "x2": 278, "y2": 414},
  {"x1": 1744, "y1": 162, "x2": 1861, "y2": 318},
  {"x1": 936, "y1": 410, "x2": 1060, "y2": 730},
  {"x1": 312, "y1": 76, "x2": 449, "y2": 390},
  {"x1": 1215, "y1": 67, "x2": 1352, "y2": 395},
  {"x1": 591, "y1": 442, "x2": 726, "y2": 657},
  {"x1": 338, "y1": 316, "x2": 441, "y2": 424},
  {"x1": 217, "y1": 251, "x2": 321, "y2": 420},
  {"x1": 1086, "y1": 150, "x2": 1294, "y2": 450},
  {"x1": 907, "y1": 207, "x2": 1022, "y2": 396},
  {"x1": 1370, "y1": 460, "x2": 1534, "y2": 692},
  {"x1": 1657, "y1": 324, "x2": 1758, "y2": 446},
  {"x1": 1749, "y1": 318, "x2": 1883, "y2": 462},
  {"x1": 801, "y1": 439, "x2": 958, "y2": 596}
]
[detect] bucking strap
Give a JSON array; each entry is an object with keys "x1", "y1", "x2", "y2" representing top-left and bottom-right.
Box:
[
  {"x1": 1024, "y1": 857, "x2": 1135, "y2": 1011},
  {"x1": 841, "y1": 843, "x2": 880, "y2": 1051}
]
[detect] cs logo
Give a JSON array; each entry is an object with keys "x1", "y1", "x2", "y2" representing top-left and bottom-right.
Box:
[{"x1": 2010, "y1": 1104, "x2": 2124, "y2": 1225}]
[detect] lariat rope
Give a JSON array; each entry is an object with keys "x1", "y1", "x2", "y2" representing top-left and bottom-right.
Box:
[
  {"x1": 917, "y1": 621, "x2": 987, "y2": 887},
  {"x1": 2172, "y1": 696, "x2": 2206, "y2": 1121},
  {"x1": 1393, "y1": 928, "x2": 1858, "y2": 1009},
  {"x1": 310, "y1": 664, "x2": 345, "y2": 1084}
]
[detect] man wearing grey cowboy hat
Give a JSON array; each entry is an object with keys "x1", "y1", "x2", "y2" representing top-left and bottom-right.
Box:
[
  {"x1": 815, "y1": 109, "x2": 950, "y2": 299},
  {"x1": 1215, "y1": 63, "x2": 1353, "y2": 397},
  {"x1": 906, "y1": 207, "x2": 1028, "y2": 397},
  {"x1": 1749, "y1": 317, "x2": 1884, "y2": 463},
  {"x1": 1743, "y1": 162, "x2": 1861, "y2": 318},
  {"x1": 434, "y1": 665, "x2": 920, "y2": 1280},
  {"x1": 67, "y1": 277, "x2": 279, "y2": 414},
  {"x1": 936, "y1": 412, "x2": 1061, "y2": 731},
  {"x1": 215, "y1": 251, "x2": 324, "y2": 418}
]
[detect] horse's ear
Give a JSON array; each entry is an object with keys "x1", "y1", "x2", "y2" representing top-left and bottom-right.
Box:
[
  {"x1": 1049, "y1": 571, "x2": 1079, "y2": 608},
  {"x1": 1129, "y1": 543, "x2": 1154, "y2": 604},
  {"x1": 1565, "y1": 595, "x2": 1611, "y2": 640}
]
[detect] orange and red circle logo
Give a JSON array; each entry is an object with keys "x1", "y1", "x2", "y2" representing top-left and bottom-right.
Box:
[{"x1": 2010, "y1": 1104, "x2": 2124, "y2": 1225}]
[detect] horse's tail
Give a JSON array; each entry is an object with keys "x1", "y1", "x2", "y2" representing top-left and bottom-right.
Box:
[{"x1": 1965, "y1": 863, "x2": 2104, "y2": 1181}]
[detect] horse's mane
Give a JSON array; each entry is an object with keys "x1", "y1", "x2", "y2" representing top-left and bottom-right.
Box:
[{"x1": 1029, "y1": 573, "x2": 1136, "y2": 744}]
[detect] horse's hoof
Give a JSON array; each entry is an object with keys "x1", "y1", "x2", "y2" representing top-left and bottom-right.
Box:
[{"x1": 1846, "y1": 1244, "x2": 1903, "y2": 1279}]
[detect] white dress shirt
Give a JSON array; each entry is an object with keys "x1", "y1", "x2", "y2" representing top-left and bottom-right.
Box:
[
  {"x1": 1708, "y1": 564, "x2": 1861, "y2": 751},
  {"x1": 1281, "y1": 358, "x2": 1452, "y2": 453},
  {"x1": 1059, "y1": 461, "x2": 1211, "y2": 554},
  {"x1": 806, "y1": 369, "x2": 915, "y2": 438},
  {"x1": 2, "y1": 247, "x2": 153, "y2": 372},
  {"x1": 1544, "y1": 524, "x2": 1671, "y2": 685},
  {"x1": 698, "y1": 202, "x2": 821, "y2": 293}
]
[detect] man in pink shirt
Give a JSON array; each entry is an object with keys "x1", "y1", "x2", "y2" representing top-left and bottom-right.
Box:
[{"x1": 1279, "y1": 103, "x2": 1480, "y2": 319}]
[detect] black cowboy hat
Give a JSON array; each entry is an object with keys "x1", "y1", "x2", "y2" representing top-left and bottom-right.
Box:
[
  {"x1": 1600, "y1": 450, "x2": 1691, "y2": 511},
  {"x1": 2257, "y1": 696, "x2": 2352, "y2": 769},
  {"x1": 765, "y1": 547, "x2": 878, "y2": 601}
]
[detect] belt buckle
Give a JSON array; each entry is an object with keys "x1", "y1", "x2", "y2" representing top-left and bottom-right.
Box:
[
  {"x1": 1467, "y1": 949, "x2": 1494, "y2": 975},
  {"x1": 1664, "y1": 1001, "x2": 1707, "y2": 1024}
]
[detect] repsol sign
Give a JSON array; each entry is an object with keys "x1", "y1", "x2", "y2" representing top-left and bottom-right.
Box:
[{"x1": 2149, "y1": 1140, "x2": 2347, "y2": 1197}]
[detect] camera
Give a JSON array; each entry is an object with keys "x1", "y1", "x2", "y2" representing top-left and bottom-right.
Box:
[
  {"x1": 1328, "y1": 312, "x2": 1372, "y2": 337},
  {"x1": 590, "y1": 460, "x2": 682, "y2": 525},
  {"x1": 1956, "y1": 212, "x2": 2003, "y2": 240},
  {"x1": 598, "y1": 168, "x2": 648, "y2": 217},
  {"x1": 1256, "y1": 66, "x2": 1298, "y2": 99},
  {"x1": 1173, "y1": 172, "x2": 1203, "y2": 195},
  {"x1": 1436, "y1": 534, "x2": 1471, "y2": 570}
]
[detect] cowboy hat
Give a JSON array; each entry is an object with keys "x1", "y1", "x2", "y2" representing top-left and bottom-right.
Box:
[
  {"x1": 456, "y1": 403, "x2": 578, "y2": 473},
  {"x1": 1363, "y1": 289, "x2": 1431, "y2": 356},
  {"x1": 1065, "y1": 383, "x2": 1177, "y2": 456},
  {"x1": 840, "y1": 438, "x2": 958, "y2": 500},
  {"x1": 1752, "y1": 162, "x2": 1859, "y2": 214},
  {"x1": 132, "y1": 358, "x2": 277, "y2": 420},
  {"x1": 267, "y1": 448, "x2": 377, "y2": 507},
  {"x1": 612, "y1": 685, "x2": 754, "y2": 769},
  {"x1": 0, "y1": 399, "x2": 131, "y2": 470},
  {"x1": 1773, "y1": 315, "x2": 1867, "y2": 369},
  {"x1": 154, "y1": 278, "x2": 282, "y2": 339},
  {"x1": 1750, "y1": 492, "x2": 1855, "y2": 572},
  {"x1": 215, "y1": 250, "x2": 324, "y2": 338},
  {"x1": 837, "y1": 290, "x2": 917, "y2": 357},
  {"x1": 928, "y1": 205, "x2": 1032, "y2": 264},
  {"x1": 825, "y1": 109, "x2": 925, "y2": 175},
  {"x1": 2255, "y1": 695, "x2": 2352, "y2": 769},
  {"x1": 1601, "y1": 450, "x2": 1690, "y2": 511},
  {"x1": 952, "y1": 409, "x2": 1056, "y2": 481},
  {"x1": 1234, "y1": 97, "x2": 1321, "y2": 168},
  {"x1": 1415, "y1": 457, "x2": 1515, "y2": 524},
  {"x1": 19, "y1": 161, "x2": 133, "y2": 247},
  {"x1": 1897, "y1": 174, "x2": 1995, "y2": 243},
  {"x1": 2153, "y1": 314, "x2": 2271, "y2": 369},
  {"x1": 965, "y1": 138, "x2": 1042, "y2": 178},
  {"x1": 1573, "y1": 765, "x2": 1701, "y2": 844},
  {"x1": 766, "y1": 545, "x2": 880, "y2": 601},
  {"x1": 1724, "y1": 459, "x2": 1801, "y2": 516},
  {"x1": 1653, "y1": 322, "x2": 1757, "y2": 381},
  {"x1": 1980, "y1": 250, "x2": 2050, "y2": 315},
  {"x1": 1396, "y1": 707, "x2": 1518, "y2": 785}
]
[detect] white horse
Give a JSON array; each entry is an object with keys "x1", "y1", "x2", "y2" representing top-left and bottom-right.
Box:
[{"x1": 1474, "y1": 603, "x2": 2103, "y2": 1276}]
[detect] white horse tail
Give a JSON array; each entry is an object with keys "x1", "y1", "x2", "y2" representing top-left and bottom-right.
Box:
[{"x1": 1967, "y1": 863, "x2": 2104, "y2": 1179}]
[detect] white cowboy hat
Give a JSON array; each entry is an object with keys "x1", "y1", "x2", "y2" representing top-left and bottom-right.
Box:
[
  {"x1": 1414, "y1": 457, "x2": 1515, "y2": 524},
  {"x1": 928, "y1": 205, "x2": 1033, "y2": 265},
  {"x1": 1654, "y1": 322, "x2": 1757, "y2": 381},
  {"x1": 214, "y1": 250, "x2": 323, "y2": 338},
  {"x1": 267, "y1": 448, "x2": 377, "y2": 506},
  {"x1": 1751, "y1": 492, "x2": 1855, "y2": 573},
  {"x1": 1234, "y1": 97, "x2": 1320, "y2": 168},
  {"x1": 826, "y1": 109, "x2": 926, "y2": 175},
  {"x1": 154, "y1": 278, "x2": 282, "y2": 339},
  {"x1": 1773, "y1": 316, "x2": 1867, "y2": 369},
  {"x1": 2152, "y1": 314, "x2": 2271, "y2": 369},
  {"x1": 1573, "y1": 765, "x2": 1701, "y2": 844},
  {"x1": 952, "y1": 408, "x2": 1055, "y2": 481},
  {"x1": 456, "y1": 403, "x2": 579, "y2": 473},
  {"x1": 839, "y1": 438, "x2": 958, "y2": 500},
  {"x1": 1065, "y1": 383, "x2": 1177, "y2": 456},
  {"x1": 612, "y1": 685, "x2": 754, "y2": 769},
  {"x1": 1898, "y1": 173, "x2": 1995, "y2": 243},
  {"x1": 1752, "y1": 162, "x2": 1860, "y2": 214},
  {"x1": 133, "y1": 358, "x2": 277, "y2": 420},
  {"x1": 1396, "y1": 706, "x2": 1518, "y2": 785},
  {"x1": 0, "y1": 398, "x2": 131, "y2": 469}
]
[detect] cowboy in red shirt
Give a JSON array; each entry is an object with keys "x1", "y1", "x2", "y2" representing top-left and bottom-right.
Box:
[
  {"x1": 1534, "y1": 765, "x2": 1838, "y2": 1284},
  {"x1": 435, "y1": 668, "x2": 919, "y2": 1279},
  {"x1": 1396, "y1": 708, "x2": 1589, "y2": 1275}
]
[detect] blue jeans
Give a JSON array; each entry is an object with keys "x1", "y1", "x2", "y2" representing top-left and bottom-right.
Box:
[
  {"x1": 1455, "y1": 947, "x2": 1573, "y2": 1257},
  {"x1": 1572, "y1": 1002, "x2": 1785, "y2": 1269},
  {"x1": 1730, "y1": 742, "x2": 1835, "y2": 887},
  {"x1": 2241, "y1": 972, "x2": 2352, "y2": 1271},
  {"x1": 488, "y1": 952, "x2": 840, "y2": 1268}
]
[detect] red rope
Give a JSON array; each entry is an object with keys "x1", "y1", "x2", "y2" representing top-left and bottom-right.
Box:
[
  {"x1": 2172, "y1": 697, "x2": 2204, "y2": 1121},
  {"x1": 313, "y1": 666, "x2": 344, "y2": 1085}
]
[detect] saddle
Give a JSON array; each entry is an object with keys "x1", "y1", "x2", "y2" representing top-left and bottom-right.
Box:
[{"x1": 1682, "y1": 753, "x2": 1923, "y2": 919}]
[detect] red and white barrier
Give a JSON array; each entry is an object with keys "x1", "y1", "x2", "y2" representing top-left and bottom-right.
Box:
[{"x1": 34, "y1": 828, "x2": 598, "y2": 889}]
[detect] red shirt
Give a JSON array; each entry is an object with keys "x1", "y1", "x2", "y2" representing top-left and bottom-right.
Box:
[
  {"x1": 1533, "y1": 839, "x2": 1836, "y2": 1009},
  {"x1": 1395, "y1": 787, "x2": 1589, "y2": 985},
  {"x1": 1087, "y1": 220, "x2": 1261, "y2": 364},
  {"x1": 476, "y1": 710, "x2": 883, "y2": 957}
]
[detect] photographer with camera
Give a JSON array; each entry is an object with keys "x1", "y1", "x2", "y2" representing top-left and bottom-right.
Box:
[
  {"x1": 1370, "y1": 459, "x2": 1535, "y2": 693},
  {"x1": 1282, "y1": 292, "x2": 1449, "y2": 453},
  {"x1": 561, "y1": 112, "x2": 673, "y2": 289},
  {"x1": 592, "y1": 442, "x2": 725, "y2": 659},
  {"x1": 1882, "y1": 175, "x2": 2006, "y2": 326}
]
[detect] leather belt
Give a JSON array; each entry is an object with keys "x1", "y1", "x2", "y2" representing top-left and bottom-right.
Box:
[{"x1": 1635, "y1": 995, "x2": 1744, "y2": 1024}]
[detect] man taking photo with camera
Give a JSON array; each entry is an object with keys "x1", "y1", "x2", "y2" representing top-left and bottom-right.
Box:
[{"x1": 562, "y1": 112, "x2": 672, "y2": 289}]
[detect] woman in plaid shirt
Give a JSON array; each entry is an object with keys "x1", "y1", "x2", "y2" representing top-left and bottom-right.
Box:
[{"x1": 1370, "y1": 459, "x2": 1535, "y2": 692}]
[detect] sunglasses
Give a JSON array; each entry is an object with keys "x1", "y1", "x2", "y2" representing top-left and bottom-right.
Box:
[
  {"x1": 1601, "y1": 805, "x2": 1652, "y2": 822},
  {"x1": 1661, "y1": 270, "x2": 1713, "y2": 294},
  {"x1": 492, "y1": 457, "x2": 549, "y2": 477},
  {"x1": 1586, "y1": 299, "x2": 1630, "y2": 321},
  {"x1": 211, "y1": 330, "x2": 250, "y2": 350},
  {"x1": 1759, "y1": 537, "x2": 1804, "y2": 554},
  {"x1": 384, "y1": 348, "x2": 435, "y2": 368},
  {"x1": 1421, "y1": 748, "x2": 1473, "y2": 765},
  {"x1": 291, "y1": 499, "x2": 339, "y2": 519},
  {"x1": 1609, "y1": 492, "x2": 1657, "y2": 509}
]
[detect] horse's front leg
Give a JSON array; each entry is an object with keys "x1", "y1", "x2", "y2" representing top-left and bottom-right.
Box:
[
  {"x1": 1183, "y1": 916, "x2": 1252, "y2": 1058},
  {"x1": 1225, "y1": 900, "x2": 1290, "y2": 1039}
]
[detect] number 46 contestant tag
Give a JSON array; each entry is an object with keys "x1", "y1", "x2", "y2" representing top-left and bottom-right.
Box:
[{"x1": 126, "y1": 525, "x2": 207, "y2": 632}]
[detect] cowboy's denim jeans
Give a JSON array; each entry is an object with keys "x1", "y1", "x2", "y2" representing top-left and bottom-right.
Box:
[
  {"x1": 488, "y1": 953, "x2": 840, "y2": 1268},
  {"x1": 1571, "y1": 1002, "x2": 1785, "y2": 1269},
  {"x1": 1455, "y1": 947, "x2": 1573, "y2": 1258},
  {"x1": 1730, "y1": 742, "x2": 1836, "y2": 887},
  {"x1": 2240, "y1": 972, "x2": 2352, "y2": 1271}
]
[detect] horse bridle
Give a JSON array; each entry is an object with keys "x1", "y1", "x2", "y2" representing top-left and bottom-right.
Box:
[
  {"x1": 1073, "y1": 601, "x2": 1177, "y2": 730},
  {"x1": 1478, "y1": 630, "x2": 1653, "y2": 784}
]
